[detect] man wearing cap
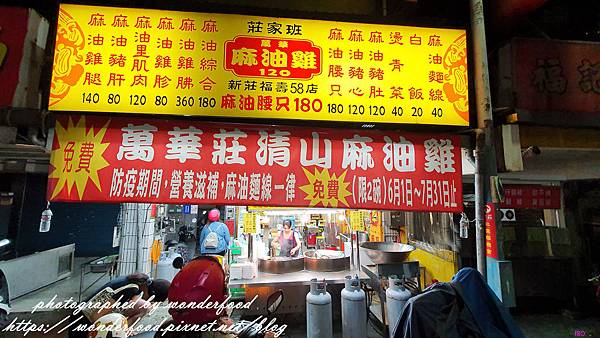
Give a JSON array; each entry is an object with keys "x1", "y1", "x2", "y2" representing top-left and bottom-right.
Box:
[{"x1": 199, "y1": 208, "x2": 231, "y2": 256}]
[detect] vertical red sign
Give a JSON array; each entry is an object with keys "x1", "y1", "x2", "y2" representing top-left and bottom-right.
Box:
[{"x1": 485, "y1": 203, "x2": 498, "y2": 259}]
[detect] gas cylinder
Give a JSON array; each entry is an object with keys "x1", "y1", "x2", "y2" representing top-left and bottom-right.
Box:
[
  {"x1": 341, "y1": 275, "x2": 367, "y2": 338},
  {"x1": 386, "y1": 275, "x2": 412, "y2": 338},
  {"x1": 306, "y1": 278, "x2": 332, "y2": 338},
  {"x1": 156, "y1": 247, "x2": 182, "y2": 281}
]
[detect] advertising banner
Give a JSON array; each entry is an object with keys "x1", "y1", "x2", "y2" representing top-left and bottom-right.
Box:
[
  {"x1": 48, "y1": 115, "x2": 463, "y2": 212},
  {"x1": 486, "y1": 203, "x2": 498, "y2": 259},
  {"x1": 501, "y1": 184, "x2": 561, "y2": 209},
  {"x1": 49, "y1": 4, "x2": 469, "y2": 126}
]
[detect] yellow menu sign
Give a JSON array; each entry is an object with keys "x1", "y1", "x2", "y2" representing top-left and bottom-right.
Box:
[
  {"x1": 243, "y1": 212, "x2": 257, "y2": 234},
  {"x1": 50, "y1": 4, "x2": 468, "y2": 126}
]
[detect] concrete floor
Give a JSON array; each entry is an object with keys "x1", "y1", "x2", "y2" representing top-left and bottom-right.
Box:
[{"x1": 10, "y1": 257, "x2": 113, "y2": 313}]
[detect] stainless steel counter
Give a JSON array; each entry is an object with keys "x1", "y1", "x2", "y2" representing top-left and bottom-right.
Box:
[{"x1": 228, "y1": 269, "x2": 368, "y2": 288}]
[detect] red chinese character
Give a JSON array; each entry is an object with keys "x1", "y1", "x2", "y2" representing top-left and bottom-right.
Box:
[
  {"x1": 313, "y1": 180, "x2": 324, "y2": 198},
  {"x1": 428, "y1": 71, "x2": 444, "y2": 83},
  {"x1": 428, "y1": 35, "x2": 442, "y2": 46},
  {"x1": 107, "y1": 73, "x2": 125, "y2": 86},
  {"x1": 410, "y1": 34, "x2": 421, "y2": 45},
  {"x1": 85, "y1": 52, "x2": 103, "y2": 65},
  {"x1": 239, "y1": 95, "x2": 255, "y2": 110},
  {"x1": 135, "y1": 45, "x2": 149, "y2": 58},
  {"x1": 348, "y1": 67, "x2": 364, "y2": 79},
  {"x1": 369, "y1": 86, "x2": 384, "y2": 98},
  {"x1": 350, "y1": 49, "x2": 363, "y2": 60},
  {"x1": 327, "y1": 180, "x2": 339, "y2": 198},
  {"x1": 370, "y1": 50, "x2": 384, "y2": 61},
  {"x1": 221, "y1": 94, "x2": 236, "y2": 109},
  {"x1": 135, "y1": 16, "x2": 151, "y2": 29},
  {"x1": 329, "y1": 84, "x2": 342, "y2": 96},
  {"x1": 390, "y1": 86, "x2": 404, "y2": 99},
  {"x1": 429, "y1": 53, "x2": 442, "y2": 65},
  {"x1": 202, "y1": 40, "x2": 217, "y2": 52},
  {"x1": 276, "y1": 97, "x2": 290, "y2": 111},
  {"x1": 158, "y1": 38, "x2": 172, "y2": 49},
  {"x1": 177, "y1": 56, "x2": 194, "y2": 69},
  {"x1": 328, "y1": 65, "x2": 343, "y2": 77},
  {"x1": 155, "y1": 55, "x2": 172, "y2": 68},
  {"x1": 389, "y1": 32, "x2": 403, "y2": 45},
  {"x1": 369, "y1": 68, "x2": 384, "y2": 80},
  {"x1": 328, "y1": 28, "x2": 343, "y2": 40},
  {"x1": 329, "y1": 48, "x2": 343, "y2": 59},
  {"x1": 88, "y1": 13, "x2": 105, "y2": 26},
  {"x1": 180, "y1": 38, "x2": 195, "y2": 51},
  {"x1": 202, "y1": 20, "x2": 218, "y2": 32},
  {"x1": 83, "y1": 72, "x2": 101, "y2": 85},
  {"x1": 112, "y1": 14, "x2": 128, "y2": 28},
  {"x1": 409, "y1": 87, "x2": 424, "y2": 100},
  {"x1": 131, "y1": 75, "x2": 147, "y2": 87},
  {"x1": 429, "y1": 89, "x2": 444, "y2": 101},
  {"x1": 179, "y1": 18, "x2": 196, "y2": 31},
  {"x1": 369, "y1": 31, "x2": 383, "y2": 43},
  {"x1": 390, "y1": 59, "x2": 404, "y2": 71},
  {"x1": 112, "y1": 35, "x2": 127, "y2": 47},
  {"x1": 109, "y1": 54, "x2": 126, "y2": 67},
  {"x1": 157, "y1": 17, "x2": 174, "y2": 30},
  {"x1": 349, "y1": 87, "x2": 364, "y2": 96},
  {"x1": 132, "y1": 59, "x2": 148, "y2": 72},
  {"x1": 176, "y1": 76, "x2": 194, "y2": 90},
  {"x1": 349, "y1": 30, "x2": 363, "y2": 42},
  {"x1": 88, "y1": 34, "x2": 104, "y2": 46},
  {"x1": 257, "y1": 95, "x2": 273, "y2": 110},
  {"x1": 153, "y1": 75, "x2": 171, "y2": 88},
  {"x1": 63, "y1": 141, "x2": 75, "y2": 172},
  {"x1": 136, "y1": 31, "x2": 150, "y2": 43},
  {"x1": 76, "y1": 142, "x2": 95, "y2": 173},
  {"x1": 199, "y1": 58, "x2": 217, "y2": 71},
  {"x1": 199, "y1": 77, "x2": 216, "y2": 91}
]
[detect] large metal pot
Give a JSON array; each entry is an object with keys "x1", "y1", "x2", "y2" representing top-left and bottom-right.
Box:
[
  {"x1": 257, "y1": 256, "x2": 304, "y2": 274},
  {"x1": 304, "y1": 250, "x2": 350, "y2": 272},
  {"x1": 360, "y1": 242, "x2": 415, "y2": 264}
]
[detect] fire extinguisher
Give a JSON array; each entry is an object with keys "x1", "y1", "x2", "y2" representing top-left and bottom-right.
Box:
[{"x1": 39, "y1": 202, "x2": 52, "y2": 233}]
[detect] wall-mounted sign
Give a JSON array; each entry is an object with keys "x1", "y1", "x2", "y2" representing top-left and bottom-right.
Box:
[
  {"x1": 47, "y1": 115, "x2": 463, "y2": 212},
  {"x1": 501, "y1": 185, "x2": 561, "y2": 209},
  {"x1": 501, "y1": 38, "x2": 600, "y2": 115},
  {"x1": 49, "y1": 4, "x2": 468, "y2": 126}
]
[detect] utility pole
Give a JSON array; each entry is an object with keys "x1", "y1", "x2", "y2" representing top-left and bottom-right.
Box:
[{"x1": 469, "y1": 0, "x2": 496, "y2": 281}]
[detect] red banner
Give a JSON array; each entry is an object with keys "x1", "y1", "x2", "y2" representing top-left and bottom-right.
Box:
[
  {"x1": 48, "y1": 115, "x2": 462, "y2": 212},
  {"x1": 0, "y1": 7, "x2": 28, "y2": 107},
  {"x1": 485, "y1": 203, "x2": 498, "y2": 259},
  {"x1": 501, "y1": 184, "x2": 561, "y2": 209}
]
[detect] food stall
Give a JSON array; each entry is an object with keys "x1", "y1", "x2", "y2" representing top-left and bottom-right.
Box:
[
  {"x1": 44, "y1": 4, "x2": 467, "y2": 336},
  {"x1": 227, "y1": 207, "x2": 370, "y2": 316}
]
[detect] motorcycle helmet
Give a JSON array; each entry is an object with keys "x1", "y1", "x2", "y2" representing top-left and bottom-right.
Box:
[
  {"x1": 168, "y1": 255, "x2": 227, "y2": 324},
  {"x1": 207, "y1": 209, "x2": 220, "y2": 222}
]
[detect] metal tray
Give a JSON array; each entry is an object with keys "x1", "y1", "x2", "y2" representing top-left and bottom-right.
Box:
[
  {"x1": 304, "y1": 250, "x2": 350, "y2": 272},
  {"x1": 360, "y1": 242, "x2": 415, "y2": 264},
  {"x1": 257, "y1": 256, "x2": 304, "y2": 274}
]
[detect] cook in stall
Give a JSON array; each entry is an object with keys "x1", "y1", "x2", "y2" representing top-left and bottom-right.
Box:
[{"x1": 271, "y1": 219, "x2": 302, "y2": 257}]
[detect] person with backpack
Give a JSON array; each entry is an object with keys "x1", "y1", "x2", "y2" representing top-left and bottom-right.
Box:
[{"x1": 199, "y1": 208, "x2": 231, "y2": 256}]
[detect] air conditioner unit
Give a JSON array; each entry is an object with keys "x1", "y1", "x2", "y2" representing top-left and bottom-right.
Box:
[{"x1": 500, "y1": 208, "x2": 516, "y2": 222}]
